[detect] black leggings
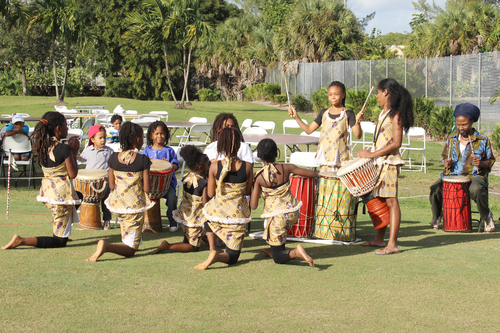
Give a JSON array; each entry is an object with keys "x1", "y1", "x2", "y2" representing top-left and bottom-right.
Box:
[
  {"x1": 271, "y1": 244, "x2": 292, "y2": 264},
  {"x1": 36, "y1": 235, "x2": 68, "y2": 248},
  {"x1": 226, "y1": 248, "x2": 241, "y2": 265}
]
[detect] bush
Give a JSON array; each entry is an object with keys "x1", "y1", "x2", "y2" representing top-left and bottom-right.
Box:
[
  {"x1": 492, "y1": 124, "x2": 500, "y2": 153},
  {"x1": 311, "y1": 87, "x2": 329, "y2": 112},
  {"x1": 430, "y1": 105, "x2": 454, "y2": 139},
  {"x1": 413, "y1": 95, "x2": 437, "y2": 130},
  {"x1": 104, "y1": 77, "x2": 149, "y2": 100},
  {"x1": 243, "y1": 83, "x2": 281, "y2": 101},
  {"x1": 196, "y1": 88, "x2": 222, "y2": 101},
  {"x1": 272, "y1": 94, "x2": 288, "y2": 105},
  {"x1": 345, "y1": 88, "x2": 381, "y2": 122},
  {"x1": 291, "y1": 94, "x2": 312, "y2": 111},
  {"x1": 161, "y1": 91, "x2": 173, "y2": 101}
]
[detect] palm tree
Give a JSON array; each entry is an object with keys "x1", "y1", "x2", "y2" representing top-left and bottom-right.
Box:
[{"x1": 125, "y1": 0, "x2": 181, "y2": 108}]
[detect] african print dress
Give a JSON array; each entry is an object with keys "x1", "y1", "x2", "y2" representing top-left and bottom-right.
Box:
[
  {"x1": 105, "y1": 150, "x2": 154, "y2": 249},
  {"x1": 203, "y1": 156, "x2": 252, "y2": 251},
  {"x1": 315, "y1": 109, "x2": 351, "y2": 171},
  {"x1": 37, "y1": 156, "x2": 81, "y2": 238},
  {"x1": 257, "y1": 163, "x2": 302, "y2": 246},
  {"x1": 173, "y1": 172, "x2": 207, "y2": 247},
  {"x1": 371, "y1": 110, "x2": 405, "y2": 198}
]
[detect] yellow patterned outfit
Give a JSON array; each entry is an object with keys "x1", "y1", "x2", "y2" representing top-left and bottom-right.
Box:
[
  {"x1": 256, "y1": 164, "x2": 302, "y2": 246},
  {"x1": 203, "y1": 157, "x2": 251, "y2": 251},
  {"x1": 371, "y1": 111, "x2": 405, "y2": 198},
  {"x1": 316, "y1": 109, "x2": 352, "y2": 172},
  {"x1": 173, "y1": 172, "x2": 207, "y2": 248},
  {"x1": 37, "y1": 153, "x2": 81, "y2": 238},
  {"x1": 105, "y1": 150, "x2": 154, "y2": 250}
]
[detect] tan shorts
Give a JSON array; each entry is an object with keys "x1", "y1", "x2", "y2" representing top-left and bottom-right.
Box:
[
  {"x1": 45, "y1": 203, "x2": 73, "y2": 238},
  {"x1": 117, "y1": 213, "x2": 144, "y2": 250}
]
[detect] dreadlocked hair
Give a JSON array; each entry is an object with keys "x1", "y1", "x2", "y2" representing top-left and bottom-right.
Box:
[
  {"x1": 378, "y1": 78, "x2": 414, "y2": 132},
  {"x1": 257, "y1": 138, "x2": 280, "y2": 163},
  {"x1": 146, "y1": 121, "x2": 170, "y2": 147},
  {"x1": 211, "y1": 113, "x2": 243, "y2": 142},
  {"x1": 328, "y1": 81, "x2": 346, "y2": 107},
  {"x1": 30, "y1": 111, "x2": 66, "y2": 165},
  {"x1": 119, "y1": 122, "x2": 143, "y2": 151},
  {"x1": 180, "y1": 145, "x2": 210, "y2": 174},
  {"x1": 217, "y1": 127, "x2": 242, "y2": 157}
]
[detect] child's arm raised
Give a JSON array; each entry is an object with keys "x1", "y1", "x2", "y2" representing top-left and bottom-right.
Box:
[
  {"x1": 286, "y1": 164, "x2": 317, "y2": 179},
  {"x1": 288, "y1": 106, "x2": 319, "y2": 134}
]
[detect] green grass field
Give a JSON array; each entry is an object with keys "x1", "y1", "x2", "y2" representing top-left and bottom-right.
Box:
[{"x1": 1, "y1": 97, "x2": 500, "y2": 332}]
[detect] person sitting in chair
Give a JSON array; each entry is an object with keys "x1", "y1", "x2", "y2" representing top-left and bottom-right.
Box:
[
  {"x1": 5, "y1": 114, "x2": 31, "y2": 161},
  {"x1": 429, "y1": 103, "x2": 496, "y2": 232}
]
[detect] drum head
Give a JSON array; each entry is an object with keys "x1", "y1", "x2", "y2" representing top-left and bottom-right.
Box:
[
  {"x1": 443, "y1": 175, "x2": 471, "y2": 183},
  {"x1": 76, "y1": 169, "x2": 108, "y2": 179},
  {"x1": 337, "y1": 158, "x2": 372, "y2": 177},
  {"x1": 150, "y1": 159, "x2": 173, "y2": 172},
  {"x1": 319, "y1": 171, "x2": 338, "y2": 179}
]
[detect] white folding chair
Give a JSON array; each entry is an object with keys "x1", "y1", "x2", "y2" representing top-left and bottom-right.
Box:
[
  {"x1": 124, "y1": 110, "x2": 138, "y2": 115},
  {"x1": 55, "y1": 106, "x2": 77, "y2": 114},
  {"x1": 176, "y1": 117, "x2": 209, "y2": 143},
  {"x1": 138, "y1": 114, "x2": 161, "y2": 121},
  {"x1": 150, "y1": 111, "x2": 169, "y2": 121},
  {"x1": 240, "y1": 119, "x2": 252, "y2": 131},
  {"x1": 1, "y1": 114, "x2": 12, "y2": 118},
  {"x1": 189, "y1": 117, "x2": 208, "y2": 123},
  {"x1": 252, "y1": 121, "x2": 275, "y2": 134},
  {"x1": 350, "y1": 121, "x2": 375, "y2": 151},
  {"x1": 1, "y1": 134, "x2": 35, "y2": 188},
  {"x1": 400, "y1": 127, "x2": 427, "y2": 173},
  {"x1": 289, "y1": 152, "x2": 319, "y2": 169},
  {"x1": 243, "y1": 126, "x2": 268, "y2": 135},
  {"x1": 178, "y1": 124, "x2": 212, "y2": 148},
  {"x1": 95, "y1": 114, "x2": 109, "y2": 126},
  {"x1": 283, "y1": 119, "x2": 308, "y2": 162}
]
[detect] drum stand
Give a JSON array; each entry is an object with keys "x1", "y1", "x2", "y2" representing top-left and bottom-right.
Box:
[{"x1": 143, "y1": 199, "x2": 163, "y2": 233}]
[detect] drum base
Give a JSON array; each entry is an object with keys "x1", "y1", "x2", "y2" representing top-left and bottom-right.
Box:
[
  {"x1": 78, "y1": 204, "x2": 103, "y2": 230},
  {"x1": 143, "y1": 199, "x2": 163, "y2": 233}
]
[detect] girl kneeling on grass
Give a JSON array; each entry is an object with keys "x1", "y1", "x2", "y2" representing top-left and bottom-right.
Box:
[
  {"x1": 2, "y1": 112, "x2": 81, "y2": 250},
  {"x1": 86, "y1": 122, "x2": 154, "y2": 261},
  {"x1": 151, "y1": 145, "x2": 213, "y2": 254},
  {"x1": 194, "y1": 127, "x2": 253, "y2": 270},
  {"x1": 250, "y1": 138, "x2": 315, "y2": 267}
]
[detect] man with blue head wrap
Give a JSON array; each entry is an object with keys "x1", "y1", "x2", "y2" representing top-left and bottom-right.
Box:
[{"x1": 429, "y1": 103, "x2": 496, "y2": 231}]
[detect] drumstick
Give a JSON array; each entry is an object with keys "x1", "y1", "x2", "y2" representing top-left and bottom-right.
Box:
[
  {"x1": 358, "y1": 86, "x2": 375, "y2": 118},
  {"x1": 284, "y1": 75, "x2": 291, "y2": 109}
]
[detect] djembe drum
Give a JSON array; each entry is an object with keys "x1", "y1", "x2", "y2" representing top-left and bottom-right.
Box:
[
  {"x1": 442, "y1": 176, "x2": 472, "y2": 232},
  {"x1": 143, "y1": 159, "x2": 174, "y2": 233},
  {"x1": 314, "y1": 171, "x2": 358, "y2": 241},
  {"x1": 337, "y1": 158, "x2": 390, "y2": 230},
  {"x1": 74, "y1": 169, "x2": 108, "y2": 230},
  {"x1": 288, "y1": 174, "x2": 315, "y2": 238}
]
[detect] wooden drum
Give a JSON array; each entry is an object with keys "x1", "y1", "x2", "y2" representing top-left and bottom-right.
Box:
[
  {"x1": 74, "y1": 169, "x2": 108, "y2": 230},
  {"x1": 337, "y1": 158, "x2": 378, "y2": 197},
  {"x1": 143, "y1": 159, "x2": 174, "y2": 233}
]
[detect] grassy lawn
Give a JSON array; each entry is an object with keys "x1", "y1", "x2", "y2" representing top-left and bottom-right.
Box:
[{"x1": 1, "y1": 97, "x2": 500, "y2": 332}]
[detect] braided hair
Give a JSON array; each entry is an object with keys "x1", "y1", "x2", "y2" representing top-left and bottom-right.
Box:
[
  {"x1": 30, "y1": 111, "x2": 66, "y2": 165},
  {"x1": 119, "y1": 121, "x2": 143, "y2": 151},
  {"x1": 256, "y1": 138, "x2": 280, "y2": 163},
  {"x1": 217, "y1": 127, "x2": 242, "y2": 158},
  {"x1": 328, "y1": 81, "x2": 346, "y2": 107},
  {"x1": 180, "y1": 145, "x2": 210, "y2": 176},
  {"x1": 146, "y1": 121, "x2": 170, "y2": 147},
  {"x1": 211, "y1": 113, "x2": 243, "y2": 142},
  {"x1": 378, "y1": 78, "x2": 414, "y2": 132}
]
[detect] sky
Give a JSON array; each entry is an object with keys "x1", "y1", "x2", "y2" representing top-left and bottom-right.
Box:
[{"x1": 347, "y1": 0, "x2": 448, "y2": 35}]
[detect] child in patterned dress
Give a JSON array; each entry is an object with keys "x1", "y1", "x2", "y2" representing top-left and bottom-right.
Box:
[
  {"x1": 151, "y1": 145, "x2": 211, "y2": 254},
  {"x1": 194, "y1": 127, "x2": 253, "y2": 270},
  {"x1": 357, "y1": 78, "x2": 414, "y2": 255},
  {"x1": 288, "y1": 81, "x2": 363, "y2": 172},
  {"x1": 250, "y1": 138, "x2": 315, "y2": 266},
  {"x1": 86, "y1": 122, "x2": 154, "y2": 261},
  {"x1": 2, "y1": 112, "x2": 81, "y2": 250}
]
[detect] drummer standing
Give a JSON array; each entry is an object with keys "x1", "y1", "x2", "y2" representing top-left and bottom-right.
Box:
[
  {"x1": 288, "y1": 81, "x2": 363, "y2": 171},
  {"x1": 429, "y1": 103, "x2": 496, "y2": 232}
]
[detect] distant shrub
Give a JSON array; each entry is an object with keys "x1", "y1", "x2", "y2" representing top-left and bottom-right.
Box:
[
  {"x1": 430, "y1": 105, "x2": 454, "y2": 139},
  {"x1": 311, "y1": 87, "x2": 329, "y2": 112},
  {"x1": 244, "y1": 83, "x2": 281, "y2": 101},
  {"x1": 161, "y1": 91, "x2": 173, "y2": 101},
  {"x1": 492, "y1": 124, "x2": 500, "y2": 153},
  {"x1": 413, "y1": 95, "x2": 437, "y2": 130},
  {"x1": 196, "y1": 88, "x2": 222, "y2": 101},
  {"x1": 345, "y1": 88, "x2": 380, "y2": 122},
  {"x1": 291, "y1": 94, "x2": 312, "y2": 111},
  {"x1": 272, "y1": 94, "x2": 288, "y2": 105}
]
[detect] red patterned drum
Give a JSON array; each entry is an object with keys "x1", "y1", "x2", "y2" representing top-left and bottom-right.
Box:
[
  {"x1": 288, "y1": 174, "x2": 315, "y2": 237},
  {"x1": 442, "y1": 176, "x2": 472, "y2": 232}
]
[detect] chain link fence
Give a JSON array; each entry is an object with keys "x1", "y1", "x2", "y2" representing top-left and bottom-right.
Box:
[{"x1": 266, "y1": 52, "x2": 500, "y2": 132}]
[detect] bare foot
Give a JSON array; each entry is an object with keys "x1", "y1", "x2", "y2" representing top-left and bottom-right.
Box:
[
  {"x1": 194, "y1": 250, "x2": 218, "y2": 270},
  {"x1": 375, "y1": 246, "x2": 400, "y2": 255},
  {"x1": 150, "y1": 240, "x2": 170, "y2": 254},
  {"x1": 1, "y1": 235, "x2": 22, "y2": 249},
  {"x1": 360, "y1": 239, "x2": 386, "y2": 248},
  {"x1": 294, "y1": 244, "x2": 314, "y2": 267},
  {"x1": 260, "y1": 248, "x2": 272, "y2": 258},
  {"x1": 86, "y1": 240, "x2": 107, "y2": 262}
]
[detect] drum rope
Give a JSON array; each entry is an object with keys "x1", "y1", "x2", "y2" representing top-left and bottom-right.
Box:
[{"x1": 90, "y1": 180, "x2": 108, "y2": 193}]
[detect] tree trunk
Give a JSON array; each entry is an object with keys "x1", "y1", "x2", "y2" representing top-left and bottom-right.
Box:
[
  {"x1": 182, "y1": 48, "x2": 192, "y2": 106},
  {"x1": 59, "y1": 34, "x2": 70, "y2": 102},
  {"x1": 163, "y1": 42, "x2": 182, "y2": 108},
  {"x1": 180, "y1": 48, "x2": 187, "y2": 105},
  {"x1": 51, "y1": 29, "x2": 60, "y2": 102},
  {"x1": 20, "y1": 60, "x2": 27, "y2": 96}
]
